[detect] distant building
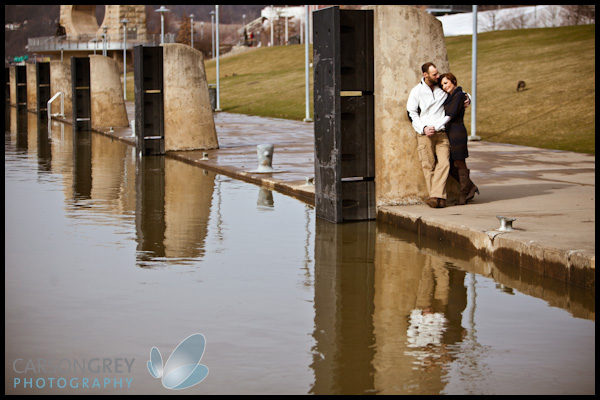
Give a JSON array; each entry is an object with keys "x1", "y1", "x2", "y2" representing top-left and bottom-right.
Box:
[
  {"x1": 5, "y1": 22, "x2": 23, "y2": 31},
  {"x1": 426, "y1": 5, "x2": 472, "y2": 16}
]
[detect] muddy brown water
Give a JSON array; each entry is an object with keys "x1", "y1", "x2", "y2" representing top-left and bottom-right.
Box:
[{"x1": 5, "y1": 109, "x2": 595, "y2": 394}]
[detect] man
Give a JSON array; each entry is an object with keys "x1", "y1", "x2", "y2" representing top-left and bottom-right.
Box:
[{"x1": 407, "y1": 62, "x2": 465, "y2": 208}]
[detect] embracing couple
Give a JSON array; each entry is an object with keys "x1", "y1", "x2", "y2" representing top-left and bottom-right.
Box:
[{"x1": 407, "y1": 62, "x2": 479, "y2": 209}]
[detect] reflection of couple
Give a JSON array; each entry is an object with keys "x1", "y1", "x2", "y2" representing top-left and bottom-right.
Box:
[{"x1": 407, "y1": 62, "x2": 479, "y2": 208}]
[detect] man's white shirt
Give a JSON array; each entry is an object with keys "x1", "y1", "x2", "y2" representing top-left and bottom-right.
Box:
[{"x1": 406, "y1": 78, "x2": 448, "y2": 135}]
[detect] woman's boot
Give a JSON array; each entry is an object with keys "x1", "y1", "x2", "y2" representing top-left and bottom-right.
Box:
[
  {"x1": 457, "y1": 169, "x2": 470, "y2": 205},
  {"x1": 463, "y1": 169, "x2": 479, "y2": 203}
]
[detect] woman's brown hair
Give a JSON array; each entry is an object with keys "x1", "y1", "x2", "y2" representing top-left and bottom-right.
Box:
[{"x1": 439, "y1": 72, "x2": 457, "y2": 86}]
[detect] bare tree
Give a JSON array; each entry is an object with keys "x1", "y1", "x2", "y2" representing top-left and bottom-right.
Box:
[
  {"x1": 482, "y1": 6, "x2": 501, "y2": 31},
  {"x1": 561, "y1": 5, "x2": 595, "y2": 26},
  {"x1": 500, "y1": 8, "x2": 530, "y2": 30},
  {"x1": 177, "y1": 12, "x2": 191, "y2": 46},
  {"x1": 540, "y1": 5, "x2": 562, "y2": 28}
]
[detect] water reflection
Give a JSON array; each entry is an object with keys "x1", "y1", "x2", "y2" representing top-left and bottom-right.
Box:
[
  {"x1": 5, "y1": 107, "x2": 595, "y2": 395},
  {"x1": 136, "y1": 156, "x2": 216, "y2": 266},
  {"x1": 311, "y1": 220, "x2": 466, "y2": 395},
  {"x1": 311, "y1": 220, "x2": 594, "y2": 395}
]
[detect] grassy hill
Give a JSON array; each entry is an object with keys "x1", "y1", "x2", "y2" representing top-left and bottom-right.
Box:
[{"x1": 203, "y1": 24, "x2": 595, "y2": 154}]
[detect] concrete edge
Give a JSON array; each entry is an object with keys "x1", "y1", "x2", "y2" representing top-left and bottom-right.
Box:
[
  {"x1": 377, "y1": 206, "x2": 595, "y2": 289},
  {"x1": 166, "y1": 151, "x2": 317, "y2": 206}
]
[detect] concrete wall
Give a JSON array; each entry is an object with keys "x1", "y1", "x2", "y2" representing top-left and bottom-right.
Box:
[
  {"x1": 161, "y1": 43, "x2": 219, "y2": 151},
  {"x1": 50, "y1": 60, "x2": 72, "y2": 117},
  {"x1": 369, "y1": 5, "x2": 458, "y2": 206},
  {"x1": 89, "y1": 55, "x2": 129, "y2": 129}
]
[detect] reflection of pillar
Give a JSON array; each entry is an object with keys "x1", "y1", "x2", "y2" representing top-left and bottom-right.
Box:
[
  {"x1": 311, "y1": 220, "x2": 376, "y2": 395},
  {"x1": 35, "y1": 115, "x2": 52, "y2": 172},
  {"x1": 26, "y1": 111, "x2": 39, "y2": 154},
  {"x1": 50, "y1": 121, "x2": 74, "y2": 201},
  {"x1": 90, "y1": 133, "x2": 128, "y2": 202},
  {"x1": 164, "y1": 159, "x2": 215, "y2": 259},
  {"x1": 72, "y1": 128, "x2": 92, "y2": 200},
  {"x1": 372, "y1": 226, "x2": 467, "y2": 394},
  {"x1": 135, "y1": 156, "x2": 215, "y2": 265},
  {"x1": 136, "y1": 156, "x2": 166, "y2": 265},
  {"x1": 14, "y1": 108, "x2": 28, "y2": 150}
]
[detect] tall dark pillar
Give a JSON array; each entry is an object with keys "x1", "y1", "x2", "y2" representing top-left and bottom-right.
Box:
[
  {"x1": 313, "y1": 6, "x2": 375, "y2": 223},
  {"x1": 134, "y1": 45, "x2": 165, "y2": 156}
]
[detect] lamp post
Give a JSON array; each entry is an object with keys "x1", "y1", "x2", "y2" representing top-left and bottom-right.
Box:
[
  {"x1": 190, "y1": 14, "x2": 195, "y2": 48},
  {"x1": 210, "y1": 11, "x2": 215, "y2": 58},
  {"x1": 121, "y1": 18, "x2": 129, "y2": 100},
  {"x1": 215, "y1": 5, "x2": 221, "y2": 112},
  {"x1": 270, "y1": 5, "x2": 274, "y2": 46},
  {"x1": 91, "y1": 38, "x2": 97, "y2": 55},
  {"x1": 470, "y1": 6, "x2": 481, "y2": 141},
  {"x1": 156, "y1": 6, "x2": 170, "y2": 44},
  {"x1": 285, "y1": 5, "x2": 288, "y2": 45},
  {"x1": 303, "y1": 5, "x2": 312, "y2": 122}
]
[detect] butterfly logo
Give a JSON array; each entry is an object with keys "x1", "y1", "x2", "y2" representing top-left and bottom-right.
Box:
[{"x1": 147, "y1": 333, "x2": 209, "y2": 390}]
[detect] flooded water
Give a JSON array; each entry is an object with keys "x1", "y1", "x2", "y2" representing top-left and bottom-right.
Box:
[{"x1": 5, "y1": 108, "x2": 595, "y2": 395}]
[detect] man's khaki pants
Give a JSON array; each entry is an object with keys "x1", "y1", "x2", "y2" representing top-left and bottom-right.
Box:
[{"x1": 417, "y1": 132, "x2": 450, "y2": 199}]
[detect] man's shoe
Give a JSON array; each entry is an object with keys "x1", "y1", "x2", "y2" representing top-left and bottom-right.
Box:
[
  {"x1": 438, "y1": 198, "x2": 446, "y2": 208},
  {"x1": 427, "y1": 198, "x2": 439, "y2": 208}
]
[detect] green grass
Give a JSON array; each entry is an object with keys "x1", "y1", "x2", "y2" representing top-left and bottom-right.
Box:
[
  {"x1": 445, "y1": 25, "x2": 595, "y2": 154},
  {"x1": 148, "y1": 25, "x2": 593, "y2": 153},
  {"x1": 205, "y1": 45, "x2": 313, "y2": 120}
]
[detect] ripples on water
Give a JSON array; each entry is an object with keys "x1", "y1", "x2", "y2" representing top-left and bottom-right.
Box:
[{"x1": 4, "y1": 109, "x2": 595, "y2": 395}]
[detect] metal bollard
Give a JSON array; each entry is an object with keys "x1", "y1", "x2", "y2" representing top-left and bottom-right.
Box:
[
  {"x1": 497, "y1": 216, "x2": 516, "y2": 231},
  {"x1": 255, "y1": 144, "x2": 275, "y2": 173}
]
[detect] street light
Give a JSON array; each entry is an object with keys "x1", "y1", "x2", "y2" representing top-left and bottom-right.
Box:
[
  {"x1": 156, "y1": 6, "x2": 170, "y2": 44},
  {"x1": 303, "y1": 6, "x2": 312, "y2": 122},
  {"x1": 270, "y1": 5, "x2": 274, "y2": 46},
  {"x1": 91, "y1": 38, "x2": 98, "y2": 55},
  {"x1": 284, "y1": 6, "x2": 288, "y2": 45},
  {"x1": 470, "y1": 5, "x2": 481, "y2": 141},
  {"x1": 210, "y1": 11, "x2": 215, "y2": 58},
  {"x1": 121, "y1": 18, "x2": 129, "y2": 100},
  {"x1": 190, "y1": 14, "x2": 195, "y2": 48},
  {"x1": 215, "y1": 5, "x2": 221, "y2": 112}
]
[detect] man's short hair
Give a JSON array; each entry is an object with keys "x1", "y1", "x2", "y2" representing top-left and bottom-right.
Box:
[{"x1": 421, "y1": 62, "x2": 436, "y2": 74}]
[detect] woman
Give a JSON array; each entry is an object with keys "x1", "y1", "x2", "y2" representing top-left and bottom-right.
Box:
[{"x1": 436, "y1": 73, "x2": 479, "y2": 205}]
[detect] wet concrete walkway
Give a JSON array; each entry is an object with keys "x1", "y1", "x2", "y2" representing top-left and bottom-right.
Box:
[{"x1": 56, "y1": 102, "x2": 595, "y2": 288}]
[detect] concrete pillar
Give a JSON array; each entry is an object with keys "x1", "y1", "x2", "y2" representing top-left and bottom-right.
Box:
[
  {"x1": 89, "y1": 55, "x2": 129, "y2": 129},
  {"x1": 370, "y1": 5, "x2": 458, "y2": 206},
  {"x1": 9, "y1": 67, "x2": 16, "y2": 106},
  {"x1": 50, "y1": 60, "x2": 73, "y2": 117},
  {"x1": 26, "y1": 63, "x2": 37, "y2": 112},
  {"x1": 161, "y1": 43, "x2": 218, "y2": 151}
]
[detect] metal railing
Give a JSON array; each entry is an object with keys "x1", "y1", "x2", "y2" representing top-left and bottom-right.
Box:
[{"x1": 28, "y1": 34, "x2": 176, "y2": 53}]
